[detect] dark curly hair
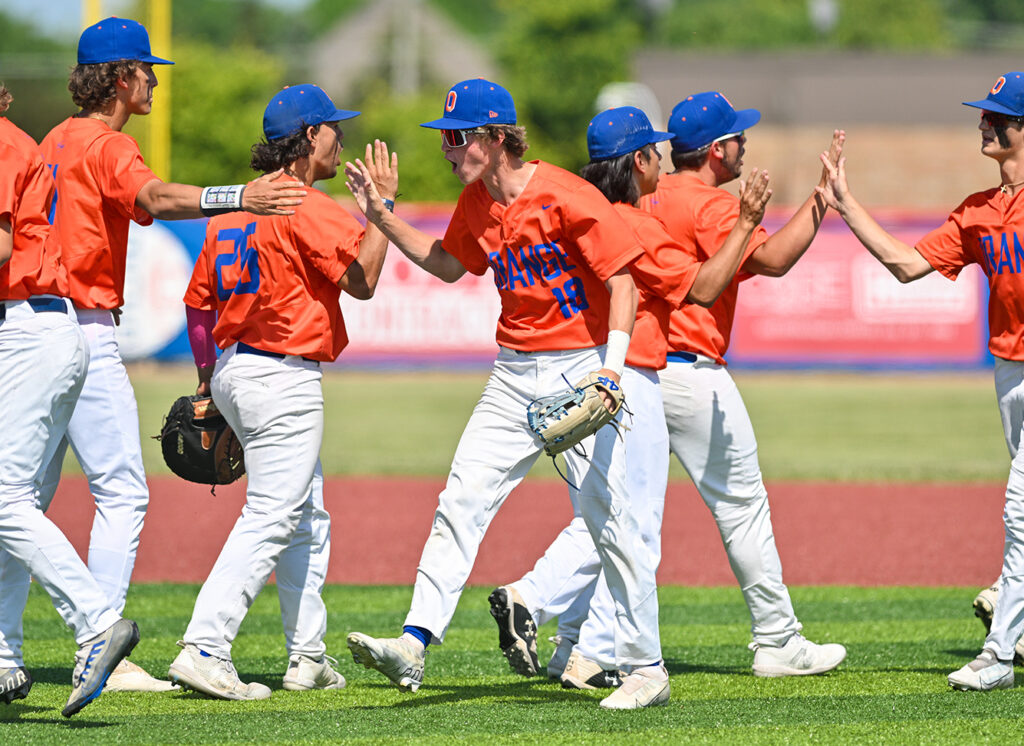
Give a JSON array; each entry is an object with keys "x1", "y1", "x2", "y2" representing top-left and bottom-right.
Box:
[
  {"x1": 478, "y1": 124, "x2": 529, "y2": 158},
  {"x1": 250, "y1": 124, "x2": 319, "y2": 173},
  {"x1": 0, "y1": 84, "x2": 11, "y2": 114},
  {"x1": 579, "y1": 144, "x2": 655, "y2": 206},
  {"x1": 68, "y1": 61, "x2": 139, "y2": 111}
]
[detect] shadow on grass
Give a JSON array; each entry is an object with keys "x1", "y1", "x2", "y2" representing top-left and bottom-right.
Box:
[{"x1": 345, "y1": 676, "x2": 605, "y2": 709}]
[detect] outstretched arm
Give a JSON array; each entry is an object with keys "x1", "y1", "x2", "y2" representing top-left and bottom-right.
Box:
[
  {"x1": 686, "y1": 168, "x2": 772, "y2": 307},
  {"x1": 340, "y1": 140, "x2": 397, "y2": 299},
  {"x1": 817, "y1": 151, "x2": 933, "y2": 283},
  {"x1": 135, "y1": 170, "x2": 307, "y2": 220},
  {"x1": 744, "y1": 129, "x2": 845, "y2": 277},
  {"x1": 345, "y1": 156, "x2": 466, "y2": 283}
]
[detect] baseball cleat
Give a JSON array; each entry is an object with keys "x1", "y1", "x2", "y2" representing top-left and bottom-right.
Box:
[
  {"x1": 751, "y1": 633, "x2": 846, "y2": 677},
  {"x1": 559, "y1": 649, "x2": 621, "y2": 690},
  {"x1": 346, "y1": 633, "x2": 424, "y2": 692},
  {"x1": 547, "y1": 635, "x2": 575, "y2": 680},
  {"x1": 62, "y1": 618, "x2": 140, "y2": 718},
  {"x1": 0, "y1": 666, "x2": 32, "y2": 704},
  {"x1": 168, "y1": 642, "x2": 271, "y2": 701},
  {"x1": 598, "y1": 663, "x2": 670, "y2": 710},
  {"x1": 488, "y1": 586, "x2": 540, "y2": 677},
  {"x1": 104, "y1": 658, "x2": 179, "y2": 692},
  {"x1": 948, "y1": 649, "x2": 1014, "y2": 691},
  {"x1": 973, "y1": 584, "x2": 999, "y2": 633},
  {"x1": 282, "y1": 654, "x2": 346, "y2": 691}
]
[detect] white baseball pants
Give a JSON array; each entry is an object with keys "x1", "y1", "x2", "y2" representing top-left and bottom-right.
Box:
[
  {"x1": 183, "y1": 344, "x2": 331, "y2": 661},
  {"x1": 0, "y1": 301, "x2": 119, "y2": 668},
  {"x1": 985, "y1": 358, "x2": 1024, "y2": 659},
  {"x1": 511, "y1": 365, "x2": 667, "y2": 668},
  {"x1": 37, "y1": 308, "x2": 150, "y2": 614},
  {"x1": 405, "y1": 347, "x2": 662, "y2": 668},
  {"x1": 660, "y1": 356, "x2": 801, "y2": 647}
]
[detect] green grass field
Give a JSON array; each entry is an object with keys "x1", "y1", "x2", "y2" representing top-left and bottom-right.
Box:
[
  {"x1": 3, "y1": 584, "x2": 1020, "y2": 743},
  {"x1": 125, "y1": 364, "x2": 1007, "y2": 482}
]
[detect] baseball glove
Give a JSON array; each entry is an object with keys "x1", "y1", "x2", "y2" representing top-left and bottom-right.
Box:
[
  {"x1": 527, "y1": 371, "x2": 625, "y2": 456},
  {"x1": 159, "y1": 395, "x2": 245, "y2": 485}
]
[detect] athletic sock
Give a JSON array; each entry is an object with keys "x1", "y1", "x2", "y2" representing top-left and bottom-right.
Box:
[{"x1": 402, "y1": 625, "x2": 431, "y2": 649}]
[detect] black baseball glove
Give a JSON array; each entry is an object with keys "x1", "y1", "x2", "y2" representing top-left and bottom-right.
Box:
[{"x1": 159, "y1": 395, "x2": 245, "y2": 485}]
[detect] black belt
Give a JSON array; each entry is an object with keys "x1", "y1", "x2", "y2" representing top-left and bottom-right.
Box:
[
  {"x1": 666, "y1": 351, "x2": 698, "y2": 363},
  {"x1": 0, "y1": 297, "x2": 68, "y2": 321},
  {"x1": 236, "y1": 341, "x2": 316, "y2": 363}
]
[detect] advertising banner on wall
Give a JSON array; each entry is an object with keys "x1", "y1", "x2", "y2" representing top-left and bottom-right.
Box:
[{"x1": 119, "y1": 207, "x2": 987, "y2": 369}]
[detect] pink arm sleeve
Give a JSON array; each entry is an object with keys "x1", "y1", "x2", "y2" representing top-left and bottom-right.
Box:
[{"x1": 185, "y1": 305, "x2": 218, "y2": 369}]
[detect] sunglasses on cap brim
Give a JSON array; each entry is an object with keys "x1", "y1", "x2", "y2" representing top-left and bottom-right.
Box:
[
  {"x1": 712, "y1": 130, "x2": 744, "y2": 144},
  {"x1": 441, "y1": 127, "x2": 488, "y2": 148}
]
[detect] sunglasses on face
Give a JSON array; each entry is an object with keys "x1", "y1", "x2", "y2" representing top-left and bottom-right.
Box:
[
  {"x1": 712, "y1": 130, "x2": 744, "y2": 144},
  {"x1": 441, "y1": 127, "x2": 488, "y2": 148},
  {"x1": 982, "y1": 111, "x2": 1024, "y2": 128}
]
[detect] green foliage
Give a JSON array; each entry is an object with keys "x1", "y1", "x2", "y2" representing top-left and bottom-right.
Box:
[
  {"x1": 156, "y1": 42, "x2": 285, "y2": 185},
  {"x1": 654, "y1": 0, "x2": 952, "y2": 50},
  {"x1": 305, "y1": 0, "x2": 370, "y2": 35},
  {"x1": 431, "y1": 0, "x2": 503, "y2": 38},
  {"x1": 7, "y1": 584, "x2": 1022, "y2": 742},
  {"x1": 496, "y1": 0, "x2": 641, "y2": 171}
]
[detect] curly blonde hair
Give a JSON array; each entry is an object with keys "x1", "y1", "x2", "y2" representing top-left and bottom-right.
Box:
[{"x1": 0, "y1": 84, "x2": 11, "y2": 114}]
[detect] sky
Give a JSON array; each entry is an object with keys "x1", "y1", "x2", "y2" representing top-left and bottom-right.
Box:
[{"x1": 2, "y1": 0, "x2": 309, "y2": 40}]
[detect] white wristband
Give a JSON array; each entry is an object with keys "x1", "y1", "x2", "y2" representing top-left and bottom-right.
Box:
[
  {"x1": 603, "y1": 329, "x2": 630, "y2": 376},
  {"x1": 200, "y1": 184, "x2": 246, "y2": 216}
]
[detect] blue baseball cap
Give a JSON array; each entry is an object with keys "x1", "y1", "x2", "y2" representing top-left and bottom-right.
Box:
[
  {"x1": 77, "y1": 17, "x2": 174, "y2": 65},
  {"x1": 963, "y1": 72, "x2": 1024, "y2": 116},
  {"x1": 667, "y1": 91, "x2": 761, "y2": 152},
  {"x1": 263, "y1": 84, "x2": 359, "y2": 141},
  {"x1": 587, "y1": 106, "x2": 672, "y2": 161},
  {"x1": 421, "y1": 78, "x2": 516, "y2": 130}
]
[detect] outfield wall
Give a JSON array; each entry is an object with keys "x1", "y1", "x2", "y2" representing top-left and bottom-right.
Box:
[{"x1": 120, "y1": 206, "x2": 988, "y2": 370}]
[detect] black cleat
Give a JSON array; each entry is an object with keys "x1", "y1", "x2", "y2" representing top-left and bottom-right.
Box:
[
  {"x1": 0, "y1": 666, "x2": 32, "y2": 704},
  {"x1": 488, "y1": 586, "x2": 539, "y2": 676}
]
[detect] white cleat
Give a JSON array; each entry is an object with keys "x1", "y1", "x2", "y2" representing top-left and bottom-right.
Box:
[
  {"x1": 346, "y1": 633, "x2": 424, "y2": 692},
  {"x1": 559, "y1": 649, "x2": 621, "y2": 690},
  {"x1": 598, "y1": 663, "x2": 670, "y2": 710},
  {"x1": 948, "y1": 649, "x2": 1014, "y2": 691},
  {"x1": 104, "y1": 658, "x2": 179, "y2": 692},
  {"x1": 282, "y1": 654, "x2": 346, "y2": 691},
  {"x1": 546, "y1": 635, "x2": 575, "y2": 680},
  {"x1": 973, "y1": 584, "x2": 999, "y2": 633},
  {"x1": 168, "y1": 642, "x2": 271, "y2": 701},
  {"x1": 751, "y1": 633, "x2": 846, "y2": 677}
]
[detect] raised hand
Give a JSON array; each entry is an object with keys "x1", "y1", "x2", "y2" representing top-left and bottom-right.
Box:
[
  {"x1": 242, "y1": 169, "x2": 306, "y2": 215},
  {"x1": 362, "y1": 139, "x2": 398, "y2": 201},
  {"x1": 345, "y1": 158, "x2": 384, "y2": 223},
  {"x1": 737, "y1": 167, "x2": 772, "y2": 227},
  {"x1": 818, "y1": 129, "x2": 846, "y2": 187},
  {"x1": 815, "y1": 154, "x2": 850, "y2": 211}
]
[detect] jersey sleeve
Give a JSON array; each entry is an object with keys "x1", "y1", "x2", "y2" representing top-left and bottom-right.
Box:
[
  {"x1": 914, "y1": 205, "x2": 971, "y2": 280},
  {"x1": 291, "y1": 196, "x2": 364, "y2": 284},
  {"x1": 183, "y1": 229, "x2": 218, "y2": 311},
  {"x1": 696, "y1": 190, "x2": 769, "y2": 275},
  {"x1": 0, "y1": 144, "x2": 24, "y2": 224},
  {"x1": 562, "y1": 184, "x2": 644, "y2": 280},
  {"x1": 627, "y1": 211, "x2": 700, "y2": 308},
  {"x1": 441, "y1": 191, "x2": 487, "y2": 276},
  {"x1": 92, "y1": 133, "x2": 158, "y2": 226}
]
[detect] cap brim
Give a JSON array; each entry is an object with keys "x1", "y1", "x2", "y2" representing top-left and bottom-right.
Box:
[
  {"x1": 420, "y1": 116, "x2": 491, "y2": 130},
  {"x1": 648, "y1": 130, "x2": 673, "y2": 144},
  {"x1": 326, "y1": 108, "x2": 360, "y2": 122},
  {"x1": 732, "y1": 108, "x2": 761, "y2": 131},
  {"x1": 963, "y1": 99, "x2": 1020, "y2": 115},
  {"x1": 140, "y1": 55, "x2": 175, "y2": 65}
]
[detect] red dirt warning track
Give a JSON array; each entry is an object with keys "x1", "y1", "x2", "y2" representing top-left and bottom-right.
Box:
[{"x1": 46, "y1": 477, "x2": 1006, "y2": 586}]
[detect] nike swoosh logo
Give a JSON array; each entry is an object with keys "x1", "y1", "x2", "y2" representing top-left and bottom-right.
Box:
[{"x1": 541, "y1": 204, "x2": 551, "y2": 210}]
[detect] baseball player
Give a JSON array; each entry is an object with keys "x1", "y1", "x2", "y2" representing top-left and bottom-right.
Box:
[
  {"x1": 344, "y1": 79, "x2": 669, "y2": 709},
  {"x1": 0, "y1": 83, "x2": 140, "y2": 718},
  {"x1": 635, "y1": 92, "x2": 847, "y2": 677},
  {"x1": 817, "y1": 72, "x2": 1024, "y2": 691},
  {"x1": 488, "y1": 106, "x2": 772, "y2": 688},
  {"x1": 168, "y1": 84, "x2": 396, "y2": 700},
  {"x1": 0, "y1": 17, "x2": 305, "y2": 693}
]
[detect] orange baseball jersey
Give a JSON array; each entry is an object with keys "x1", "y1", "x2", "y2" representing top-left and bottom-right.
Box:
[
  {"x1": 640, "y1": 171, "x2": 768, "y2": 364},
  {"x1": 915, "y1": 188, "x2": 1024, "y2": 360},
  {"x1": 442, "y1": 161, "x2": 644, "y2": 352},
  {"x1": 0, "y1": 117, "x2": 65, "y2": 300},
  {"x1": 184, "y1": 187, "x2": 363, "y2": 362},
  {"x1": 613, "y1": 203, "x2": 700, "y2": 370},
  {"x1": 39, "y1": 117, "x2": 158, "y2": 309}
]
